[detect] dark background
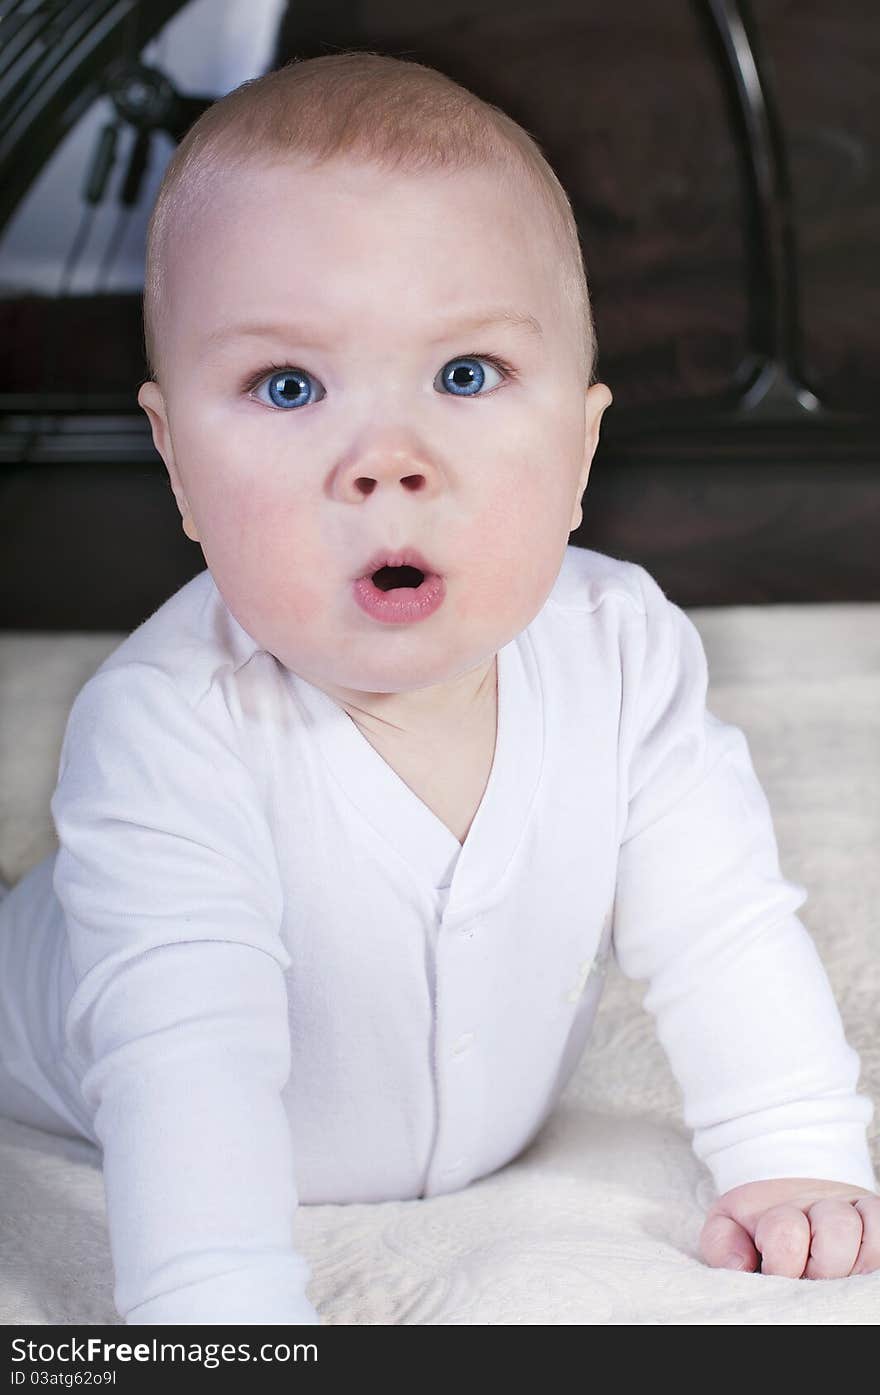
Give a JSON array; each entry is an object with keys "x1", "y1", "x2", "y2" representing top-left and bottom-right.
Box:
[{"x1": 1, "y1": 0, "x2": 878, "y2": 628}]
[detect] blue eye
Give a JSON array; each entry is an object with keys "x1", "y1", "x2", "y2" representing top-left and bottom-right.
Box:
[
  {"x1": 246, "y1": 353, "x2": 512, "y2": 409},
  {"x1": 435, "y1": 356, "x2": 505, "y2": 397},
  {"x1": 252, "y1": 366, "x2": 325, "y2": 410}
]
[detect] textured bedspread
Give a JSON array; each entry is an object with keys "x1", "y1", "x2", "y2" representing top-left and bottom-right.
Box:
[{"x1": 1, "y1": 603, "x2": 878, "y2": 1324}]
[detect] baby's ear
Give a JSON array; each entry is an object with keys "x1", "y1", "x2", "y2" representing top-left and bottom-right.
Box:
[
  {"x1": 137, "y1": 379, "x2": 171, "y2": 462},
  {"x1": 570, "y1": 384, "x2": 613, "y2": 533},
  {"x1": 584, "y1": 382, "x2": 613, "y2": 444},
  {"x1": 136, "y1": 381, "x2": 200, "y2": 543},
  {"x1": 581, "y1": 382, "x2": 613, "y2": 469}
]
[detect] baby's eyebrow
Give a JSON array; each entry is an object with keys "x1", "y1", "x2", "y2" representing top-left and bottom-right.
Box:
[
  {"x1": 431, "y1": 308, "x2": 544, "y2": 341},
  {"x1": 202, "y1": 307, "x2": 543, "y2": 353}
]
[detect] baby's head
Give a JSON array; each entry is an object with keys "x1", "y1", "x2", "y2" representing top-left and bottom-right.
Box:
[{"x1": 138, "y1": 51, "x2": 612, "y2": 718}]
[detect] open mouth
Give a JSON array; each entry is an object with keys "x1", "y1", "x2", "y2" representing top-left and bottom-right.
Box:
[
  {"x1": 353, "y1": 553, "x2": 446, "y2": 622},
  {"x1": 370, "y1": 564, "x2": 426, "y2": 592}
]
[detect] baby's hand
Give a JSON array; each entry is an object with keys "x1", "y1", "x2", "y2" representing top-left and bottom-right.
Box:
[{"x1": 699, "y1": 1177, "x2": 880, "y2": 1278}]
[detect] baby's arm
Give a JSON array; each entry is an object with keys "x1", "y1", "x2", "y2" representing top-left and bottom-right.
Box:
[
  {"x1": 612, "y1": 566, "x2": 877, "y2": 1270},
  {"x1": 51, "y1": 665, "x2": 319, "y2": 1325}
]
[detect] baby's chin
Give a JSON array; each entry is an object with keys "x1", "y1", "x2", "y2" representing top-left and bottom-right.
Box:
[
  {"x1": 286, "y1": 652, "x2": 489, "y2": 699},
  {"x1": 267, "y1": 630, "x2": 498, "y2": 704}
]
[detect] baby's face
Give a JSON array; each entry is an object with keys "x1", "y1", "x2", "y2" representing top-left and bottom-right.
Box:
[{"x1": 139, "y1": 156, "x2": 611, "y2": 718}]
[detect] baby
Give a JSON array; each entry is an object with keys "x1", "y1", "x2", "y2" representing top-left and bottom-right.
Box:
[{"x1": 0, "y1": 51, "x2": 877, "y2": 1325}]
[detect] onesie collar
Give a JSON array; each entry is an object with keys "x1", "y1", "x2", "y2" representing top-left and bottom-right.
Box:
[{"x1": 288, "y1": 629, "x2": 544, "y2": 915}]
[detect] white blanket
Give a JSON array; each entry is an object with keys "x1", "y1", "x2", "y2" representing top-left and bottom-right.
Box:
[{"x1": 1, "y1": 603, "x2": 878, "y2": 1324}]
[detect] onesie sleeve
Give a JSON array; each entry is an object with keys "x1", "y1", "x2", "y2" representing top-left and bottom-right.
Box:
[
  {"x1": 611, "y1": 566, "x2": 877, "y2": 1196},
  {"x1": 50, "y1": 663, "x2": 321, "y2": 1324}
]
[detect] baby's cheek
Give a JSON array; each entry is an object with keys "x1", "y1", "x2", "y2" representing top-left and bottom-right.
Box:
[
  {"x1": 197, "y1": 476, "x2": 268, "y2": 550},
  {"x1": 200, "y1": 502, "x2": 322, "y2": 629},
  {"x1": 241, "y1": 547, "x2": 325, "y2": 630}
]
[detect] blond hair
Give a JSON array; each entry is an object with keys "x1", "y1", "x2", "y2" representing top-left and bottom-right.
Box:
[{"x1": 142, "y1": 50, "x2": 597, "y2": 388}]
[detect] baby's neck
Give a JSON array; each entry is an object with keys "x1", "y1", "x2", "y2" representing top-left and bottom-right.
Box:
[{"x1": 338, "y1": 653, "x2": 497, "y2": 744}]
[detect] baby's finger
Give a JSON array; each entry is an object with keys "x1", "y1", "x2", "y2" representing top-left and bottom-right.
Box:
[
  {"x1": 799, "y1": 1198, "x2": 862, "y2": 1279},
  {"x1": 699, "y1": 1211, "x2": 760, "y2": 1271},
  {"x1": 754, "y1": 1203, "x2": 810, "y2": 1277},
  {"x1": 851, "y1": 1197, "x2": 880, "y2": 1276}
]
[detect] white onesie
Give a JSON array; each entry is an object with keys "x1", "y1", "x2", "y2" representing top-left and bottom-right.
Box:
[{"x1": 0, "y1": 544, "x2": 874, "y2": 1325}]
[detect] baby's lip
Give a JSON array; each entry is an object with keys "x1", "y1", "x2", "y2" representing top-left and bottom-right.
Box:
[{"x1": 354, "y1": 547, "x2": 441, "y2": 581}]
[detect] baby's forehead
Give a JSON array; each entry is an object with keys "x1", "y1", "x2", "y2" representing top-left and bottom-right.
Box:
[
  {"x1": 173, "y1": 154, "x2": 550, "y2": 285},
  {"x1": 159, "y1": 151, "x2": 578, "y2": 369},
  {"x1": 193, "y1": 149, "x2": 538, "y2": 224}
]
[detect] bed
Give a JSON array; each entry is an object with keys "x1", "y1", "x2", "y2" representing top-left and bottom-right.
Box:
[{"x1": 1, "y1": 599, "x2": 878, "y2": 1324}]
